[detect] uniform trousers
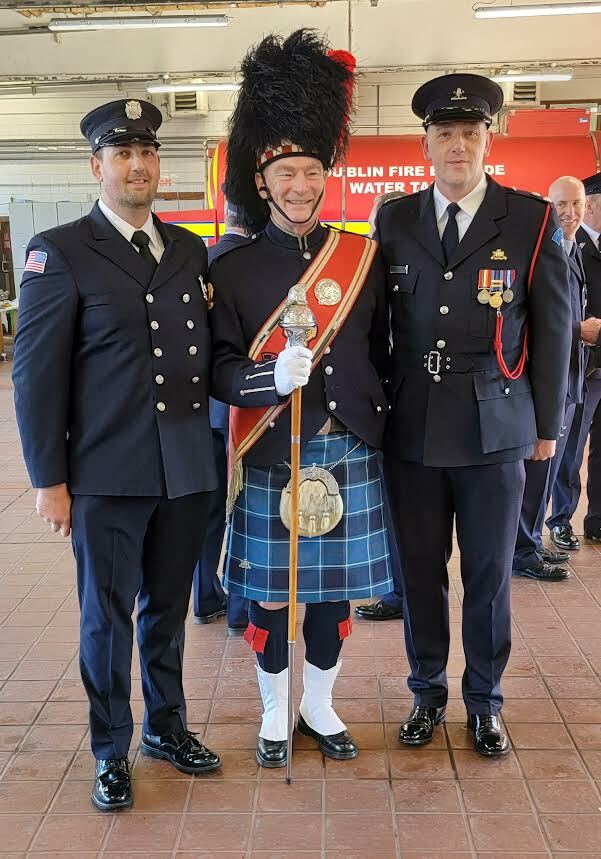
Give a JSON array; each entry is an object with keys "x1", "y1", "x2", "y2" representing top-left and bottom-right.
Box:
[
  {"x1": 385, "y1": 458, "x2": 525, "y2": 714},
  {"x1": 72, "y1": 492, "x2": 211, "y2": 760},
  {"x1": 547, "y1": 376, "x2": 601, "y2": 534},
  {"x1": 514, "y1": 402, "x2": 577, "y2": 567},
  {"x1": 192, "y1": 428, "x2": 248, "y2": 626}
]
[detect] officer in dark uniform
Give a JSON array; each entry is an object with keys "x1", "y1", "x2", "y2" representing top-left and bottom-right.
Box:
[
  {"x1": 12, "y1": 99, "x2": 221, "y2": 812},
  {"x1": 547, "y1": 172, "x2": 601, "y2": 545},
  {"x1": 193, "y1": 200, "x2": 250, "y2": 632},
  {"x1": 514, "y1": 176, "x2": 587, "y2": 580},
  {"x1": 375, "y1": 74, "x2": 571, "y2": 756}
]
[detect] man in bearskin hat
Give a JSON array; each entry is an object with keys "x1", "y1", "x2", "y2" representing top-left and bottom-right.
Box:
[{"x1": 209, "y1": 29, "x2": 393, "y2": 767}]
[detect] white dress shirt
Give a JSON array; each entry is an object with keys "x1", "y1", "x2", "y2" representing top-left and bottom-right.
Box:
[
  {"x1": 581, "y1": 221, "x2": 601, "y2": 252},
  {"x1": 98, "y1": 198, "x2": 164, "y2": 264},
  {"x1": 433, "y1": 172, "x2": 488, "y2": 241}
]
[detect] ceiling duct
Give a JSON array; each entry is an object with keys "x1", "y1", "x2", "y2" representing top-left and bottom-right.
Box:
[{"x1": 168, "y1": 89, "x2": 209, "y2": 116}]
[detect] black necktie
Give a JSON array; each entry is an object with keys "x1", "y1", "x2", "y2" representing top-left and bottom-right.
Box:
[
  {"x1": 441, "y1": 202, "x2": 460, "y2": 264},
  {"x1": 131, "y1": 230, "x2": 158, "y2": 272}
]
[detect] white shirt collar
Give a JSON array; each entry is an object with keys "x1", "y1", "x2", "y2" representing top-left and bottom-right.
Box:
[
  {"x1": 562, "y1": 237, "x2": 574, "y2": 256},
  {"x1": 98, "y1": 198, "x2": 160, "y2": 251},
  {"x1": 581, "y1": 221, "x2": 601, "y2": 248},
  {"x1": 433, "y1": 172, "x2": 488, "y2": 223}
]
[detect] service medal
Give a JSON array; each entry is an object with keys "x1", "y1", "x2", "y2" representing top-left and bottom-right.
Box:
[
  {"x1": 502, "y1": 288, "x2": 514, "y2": 303},
  {"x1": 477, "y1": 289, "x2": 490, "y2": 304},
  {"x1": 489, "y1": 292, "x2": 503, "y2": 309},
  {"x1": 314, "y1": 278, "x2": 342, "y2": 306}
]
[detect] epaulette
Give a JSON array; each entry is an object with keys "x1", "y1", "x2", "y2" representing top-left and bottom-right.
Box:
[
  {"x1": 505, "y1": 186, "x2": 549, "y2": 205},
  {"x1": 209, "y1": 233, "x2": 260, "y2": 266}
]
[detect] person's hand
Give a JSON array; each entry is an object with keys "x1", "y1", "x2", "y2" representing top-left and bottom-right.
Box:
[
  {"x1": 529, "y1": 439, "x2": 556, "y2": 462},
  {"x1": 36, "y1": 483, "x2": 72, "y2": 537},
  {"x1": 274, "y1": 345, "x2": 312, "y2": 396},
  {"x1": 581, "y1": 318, "x2": 601, "y2": 346}
]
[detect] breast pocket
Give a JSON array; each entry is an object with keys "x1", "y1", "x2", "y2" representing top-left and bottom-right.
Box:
[
  {"x1": 389, "y1": 269, "x2": 418, "y2": 314},
  {"x1": 468, "y1": 274, "x2": 496, "y2": 340}
]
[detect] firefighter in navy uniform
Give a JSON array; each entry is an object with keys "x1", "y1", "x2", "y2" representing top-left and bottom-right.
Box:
[
  {"x1": 375, "y1": 74, "x2": 571, "y2": 756},
  {"x1": 210, "y1": 30, "x2": 393, "y2": 768},
  {"x1": 12, "y1": 99, "x2": 221, "y2": 812}
]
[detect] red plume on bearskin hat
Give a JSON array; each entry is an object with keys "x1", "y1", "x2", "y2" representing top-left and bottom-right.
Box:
[{"x1": 224, "y1": 29, "x2": 357, "y2": 234}]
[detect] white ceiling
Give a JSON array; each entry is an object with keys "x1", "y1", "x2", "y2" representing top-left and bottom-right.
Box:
[{"x1": 0, "y1": 0, "x2": 601, "y2": 78}]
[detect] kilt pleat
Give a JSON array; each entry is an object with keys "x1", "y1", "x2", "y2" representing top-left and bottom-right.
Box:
[{"x1": 224, "y1": 431, "x2": 393, "y2": 603}]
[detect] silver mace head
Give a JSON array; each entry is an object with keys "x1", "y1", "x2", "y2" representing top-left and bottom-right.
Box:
[{"x1": 279, "y1": 283, "x2": 317, "y2": 347}]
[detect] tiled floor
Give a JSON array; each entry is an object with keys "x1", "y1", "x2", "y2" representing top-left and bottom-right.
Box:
[{"x1": 1, "y1": 356, "x2": 601, "y2": 858}]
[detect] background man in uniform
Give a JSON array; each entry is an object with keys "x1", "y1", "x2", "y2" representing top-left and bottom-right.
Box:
[
  {"x1": 193, "y1": 199, "x2": 250, "y2": 633},
  {"x1": 376, "y1": 74, "x2": 571, "y2": 756},
  {"x1": 547, "y1": 172, "x2": 601, "y2": 547},
  {"x1": 12, "y1": 99, "x2": 221, "y2": 812},
  {"x1": 513, "y1": 176, "x2": 588, "y2": 581}
]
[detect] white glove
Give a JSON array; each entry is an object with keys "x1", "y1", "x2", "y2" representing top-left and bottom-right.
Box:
[{"x1": 274, "y1": 344, "x2": 312, "y2": 396}]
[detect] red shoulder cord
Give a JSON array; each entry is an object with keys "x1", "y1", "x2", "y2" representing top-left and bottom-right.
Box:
[{"x1": 494, "y1": 202, "x2": 551, "y2": 380}]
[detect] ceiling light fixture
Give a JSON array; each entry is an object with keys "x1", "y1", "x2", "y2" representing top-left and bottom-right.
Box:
[
  {"x1": 146, "y1": 82, "x2": 240, "y2": 93},
  {"x1": 48, "y1": 15, "x2": 229, "y2": 31},
  {"x1": 475, "y1": 2, "x2": 601, "y2": 18},
  {"x1": 491, "y1": 71, "x2": 573, "y2": 81}
]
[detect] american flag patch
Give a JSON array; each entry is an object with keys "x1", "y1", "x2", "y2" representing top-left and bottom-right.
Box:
[{"x1": 24, "y1": 250, "x2": 48, "y2": 273}]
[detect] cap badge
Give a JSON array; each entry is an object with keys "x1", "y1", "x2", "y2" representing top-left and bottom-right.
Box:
[
  {"x1": 491, "y1": 249, "x2": 507, "y2": 261},
  {"x1": 450, "y1": 87, "x2": 467, "y2": 101},
  {"x1": 125, "y1": 100, "x2": 142, "y2": 120}
]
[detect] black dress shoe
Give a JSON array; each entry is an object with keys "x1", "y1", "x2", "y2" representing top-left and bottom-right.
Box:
[
  {"x1": 256, "y1": 737, "x2": 287, "y2": 768},
  {"x1": 398, "y1": 705, "x2": 446, "y2": 746},
  {"x1": 550, "y1": 524, "x2": 580, "y2": 551},
  {"x1": 512, "y1": 560, "x2": 570, "y2": 581},
  {"x1": 193, "y1": 602, "x2": 227, "y2": 625},
  {"x1": 297, "y1": 714, "x2": 358, "y2": 760},
  {"x1": 467, "y1": 714, "x2": 510, "y2": 757},
  {"x1": 91, "y1": 758, "x2": 132, "y2": 811},
  {"x1": 585, "y1": 527, "x2": 601, "y2": 542},
  {"x1": 540, "y1": 546, "x2": 570, "y2": 564},
  {"x1": 354, "y1": 600, "x2": 403, "y2": 621},
  {"x1": 140, "y1": 730, "x2": 221, "y2": 774}
]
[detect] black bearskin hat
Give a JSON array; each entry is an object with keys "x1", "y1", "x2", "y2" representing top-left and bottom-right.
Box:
[{"x1": 224, "y1": 28, "x2": 356, "y2": 234}]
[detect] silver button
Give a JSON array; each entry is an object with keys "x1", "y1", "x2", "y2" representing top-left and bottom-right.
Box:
[
  {"x1": 192, "y1": 402, "x2": 200, "y2": 410},
  {"x1": 437, "y1": 340, "x2": 446, "y2": 349},
  {"x1": 303, "y1": 251, "x2": 311, "y2": 260},
  {"x1": 325, "y1": 347, "x2": 331, "y2": 355},
  {"x1": 444, "y1": 271, "x2": 453, "y2": 281},
  {"x1": 182, "y1": 293, "x2": 190, "y2": 303},
  {"x1": 376, "y1": 405, "x2": 382, "y2": 412},
  {"x1": 146, "y1": 294, "x2": 154, "y2": 304},
  {"x1": 188, "y1": 346, "x2": 198, "y2": 355},
  {"x1": 433, "y1": 374, "x2": 441, "y2": 383},
  {"x1": 156, "y1": 401, "x2": 166, "y2": 412},
  {"x1": 191, "y1": 376, "x2": 200, "y2": 384},
  {"x1": 325, "y1": 366, "x2": 333, "y2": 376},
  {"x1": 269, "y1": 421, "x2": 275, "y2": 428},
  {"x1": 328, "y1": 400, "x2": 337, "y2": 410},
  {"x1": 155, "y1": 374, "x2": 164, "y2": 385},
  {"x1": 504, "y1": 387, "x2": 510, "y2": 395},
  {"x1": 154, "y1": 348, "x2": 163, "y2": 357},
  {"x1": 150, "y1": 320, "x2": 159, "y2": 330},
  {"x1": 440, "y1": 306, "x2": 449, "y2": 315},
  {"x1": 186, "y1": 320, "x2": 195, "y2": 329},
  {"x1": 393, "y1": 285, "x2": 399, "y2": 292}
]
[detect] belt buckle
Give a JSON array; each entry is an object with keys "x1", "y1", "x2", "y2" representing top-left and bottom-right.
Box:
[{"x1": 427, "y1": 350, "x2": 441, "y2": 375}]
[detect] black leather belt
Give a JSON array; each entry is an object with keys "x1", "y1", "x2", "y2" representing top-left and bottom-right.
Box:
[{"x1": 399, "y1": 348, "x2": 522, "y2": 375}]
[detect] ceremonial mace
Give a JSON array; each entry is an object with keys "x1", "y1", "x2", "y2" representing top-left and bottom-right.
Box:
[{"x1": 278, "y1": 285, "x2": 317, "y2": 785}]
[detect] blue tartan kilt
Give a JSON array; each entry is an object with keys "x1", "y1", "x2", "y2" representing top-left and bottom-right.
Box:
[{"x1": 224, "y1": 431, "x2": 393, "y2": 603}]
